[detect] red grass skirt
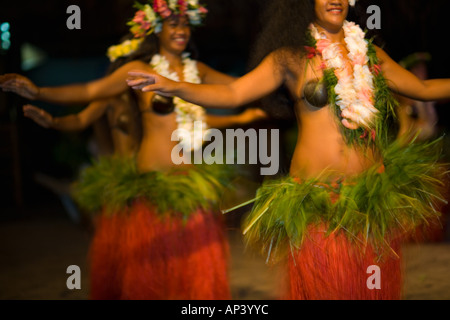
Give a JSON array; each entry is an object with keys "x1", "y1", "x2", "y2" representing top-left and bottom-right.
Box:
[
  {"x1": 284, "y1": 223, "x2": 403, "y2": 300},
  {"x1": 88, "y1": 199, "x2": 230, "y2": 300}
]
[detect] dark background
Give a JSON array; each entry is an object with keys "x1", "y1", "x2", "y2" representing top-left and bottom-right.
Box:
[{"x1": 1, "y1": 0, "x2": 450, "y2": 212}]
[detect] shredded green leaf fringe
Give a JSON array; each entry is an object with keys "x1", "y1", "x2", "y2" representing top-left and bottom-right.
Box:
[
  {"x1": 242, "y1": 137, "x2": 449, "y2": 262},
  {"x1": 72, "y1": 156, "x2": 233, "y2": 219}
]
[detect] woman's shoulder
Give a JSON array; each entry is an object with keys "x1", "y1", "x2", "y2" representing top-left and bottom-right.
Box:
[
  {"x1": 119, "y1": 59, "x2": 153, "y2": 72},
  {"x1": 371, "y1": 45, "x2": 394, "y2": 66},
  {"x1": 131, "y1": 59, "x2": 153, "y2": 68},
  {"x1": 268, "y1": 47, "x2": 305, "y2": 75}
]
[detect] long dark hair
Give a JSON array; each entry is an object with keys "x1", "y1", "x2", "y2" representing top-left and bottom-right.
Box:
[{"x1": 248, "y1": 0, "x2": 315, "y2": 120}]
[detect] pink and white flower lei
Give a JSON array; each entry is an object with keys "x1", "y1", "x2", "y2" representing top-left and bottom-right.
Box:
[{"x1": 310, "y1": 21, "x2": 376, "y2": 130}]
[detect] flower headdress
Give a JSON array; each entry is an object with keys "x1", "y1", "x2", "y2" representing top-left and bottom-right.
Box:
[
  {"x1": 107, "y1": 0, "x2": 207, "y2": 62},
  {"x1": 128, "y1": 0, "x2": 208, "y2": 38}
]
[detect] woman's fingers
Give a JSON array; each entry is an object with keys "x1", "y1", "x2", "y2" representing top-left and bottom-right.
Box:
[
  {"x1": 23, "y1": 104, "x2": 39, "y2": 112},
  {"x1": 126, "y1": 79, "x2": 154, "y2": 90},
  {"x1": 23, "y1": 107, "x2": 41, "y2": 120},
  {"x1": 127, "y1": 71, "x2": 159, "y2": 89},
  {"x1": 127, "y1": 77, "x2": 162, "y2": 92},
  {"x1": 23, "y1": 104, "x2": 45, "y2": 116},
  {"x1": 127, "y1": 72, "x2": 156, "y2": 83},
  {"x1": 126, "y1": 78, "x2": 151, "y2": 86},
  {"x1": 1, "y1": 75, "x2": 37, "y2": 99},
  {"x1": 341, "y1": 118, "x2": 359, "y2": 130},
  {"x1": 141, "y1": 85, "x2": 169, "y2": 96},
  {"x1": 0, "y1": 79, "x2": 17, "y2": 90},
  {"x1": 127, "y1": 71, "x2": 155, "y2": 79},
  {"x1": 0, "y1": 74, "x2": 24, "y2": 88},
  {"x1": 142, "y1": 84, "x2": 159, "y2": 92},
  {"x1": 23, "y1": 104, "x2": 36, "y2": 115},
  {"x1": 127, "y1": 70, "x2": 172, "y2": 96},
  {"x1": 0, "y1": 74, "x2": 17, "y2": 85},
  {"x1": 23, "y1": 104, "x2": 51, "y2": 128}
]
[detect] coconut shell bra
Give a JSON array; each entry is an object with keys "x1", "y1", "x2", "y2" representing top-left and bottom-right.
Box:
[{"x1": 302, "y1": 79, "x2": 329, "y2": 108}]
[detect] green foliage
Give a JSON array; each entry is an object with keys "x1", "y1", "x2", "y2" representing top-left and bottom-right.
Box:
[
  {"x1": 72, "y1": 156, "x2": 232, "y2": 219},
  {"x1": 243, "y1": 138, "x2": 448, "y2": 263}
]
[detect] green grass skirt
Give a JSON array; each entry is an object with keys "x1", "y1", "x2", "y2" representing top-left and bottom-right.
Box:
[
  {"x1": 242, "y1": 138, "x2": 449, "y2": 262},
  {"x1": 72, "y1": 156, "x2": 232, "y2": 220}
]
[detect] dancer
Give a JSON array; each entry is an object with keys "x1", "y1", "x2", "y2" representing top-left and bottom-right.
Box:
[
  {"x1": 23, "y1": 96, "x2": 140, "y2": 157},
  {"x1": 127, "y1": 0, "x2": 449, "y2": 299},
  {"x1": 22, "y1": 97, "x2": 264, "y2": 157},
  {"x1": 0, "y1": 0, "x2": 264, "y2": 300}
]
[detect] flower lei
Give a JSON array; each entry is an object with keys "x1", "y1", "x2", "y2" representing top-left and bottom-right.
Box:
[
  {"x1": 150, "y1": 53, "x2": 208, "y2": 151},
  {"x1": 309, "y1": 21, "x2": 377, "y2": 130}
]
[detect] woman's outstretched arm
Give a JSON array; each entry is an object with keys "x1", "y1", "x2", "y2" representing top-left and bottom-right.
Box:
[
  {"x1": 23, "y1": 99, "x2": 110, "y2": 131},
  {"x1": 0, "y1": 60, "x2": 150, "y2": 105},
  {"x1": 127, "y1": 52, "x2": 286, "y2": 109},
  {"x1": 377, "y1": 46, "x2": 450, "y2": 102}
]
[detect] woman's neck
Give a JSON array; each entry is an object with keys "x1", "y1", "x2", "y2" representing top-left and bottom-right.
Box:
[
  {"x1": 314, "y1": 22, "x2": 345, "y2": 43},
  {"x1": 159, "y1": 48, "x2": 184, "y2": 69}
]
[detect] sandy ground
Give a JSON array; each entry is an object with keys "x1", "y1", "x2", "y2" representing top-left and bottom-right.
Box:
[{"x1": 1, "y1": 202, "x2": 449, "y2": 300}]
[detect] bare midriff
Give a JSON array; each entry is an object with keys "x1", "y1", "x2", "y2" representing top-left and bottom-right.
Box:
[
  {"x1": 289, "y1": 100, "x2": 379, "y2": 180},
  {"x1": 136, "y1": 111, "x2": 193, "y2": 173},
  {"x1": 285, "y1": 50, "x2": 381, "y2": 180}
]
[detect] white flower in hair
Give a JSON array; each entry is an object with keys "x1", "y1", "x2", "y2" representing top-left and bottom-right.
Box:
[
  {"x1": 143, "y1": 4, "x2": 157, "y2": 24},
  {"x1": 186, "y1": 10, "x2": 201, "y2": 25},
  {"x1": 168, "y1": 0, "x2": 177, "y2": 10}
]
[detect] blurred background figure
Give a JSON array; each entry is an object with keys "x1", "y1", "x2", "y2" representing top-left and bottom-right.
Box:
[{"x1": 396, "y1": 52, "x2": 438, "y2": 141}]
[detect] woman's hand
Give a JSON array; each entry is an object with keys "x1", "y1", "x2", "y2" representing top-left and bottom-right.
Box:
[
  {"x1": 241, "y1": 108, "x2": 268, "y2": 124},
  {"x1": 126, "y1": 70, "x2": 178, "y2": 97},
  {"x1": 0, "y1": 74, "x2": 39, "y2": 100},
  {"x1": 23, "y1": 104, "x2": 53, "y2": 128}
]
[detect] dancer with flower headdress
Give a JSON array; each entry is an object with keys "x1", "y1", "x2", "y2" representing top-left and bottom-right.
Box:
[
  {"x1": 0, "y1": 0, "x2": 266, "y2": 300},
  {"x1": 127, "y1": 0, "x2": 450, "y2": 299}
]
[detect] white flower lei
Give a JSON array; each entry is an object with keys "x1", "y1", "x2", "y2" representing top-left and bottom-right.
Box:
[
  {"x1": 150, "y1": 53, "x2": 207, "y2": 150},
  {"x1": 310, "y1": 21, "x2": 376, "y2": 129}
]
